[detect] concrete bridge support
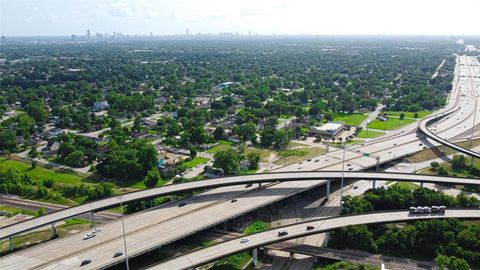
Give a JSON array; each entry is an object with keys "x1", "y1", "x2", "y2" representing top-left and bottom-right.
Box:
[
  {"x1": 9, "y1": 237, "x2": 13, "y2": 251},
  {"x1": 51, "y1": 223, "x2": 57, "y2": 237},
  {"x1": 326, "y1": 180, "x2": 331, "y2": 200},
  {"x1": 90, "y1": 211, "x2": 95, "y2": 227},
  {"x1": 252, "y1": 248, "x2": 258, "y2": 266}
]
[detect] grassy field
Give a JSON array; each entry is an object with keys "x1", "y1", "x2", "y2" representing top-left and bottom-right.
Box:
[
  {"x1": 334, "y1": 113, "x2": 368, "y2": 126},
  {"x1": 0, "y1": 158, "x2": 86, "y2": 186},
  {"x1": 356, "y1": 129, "x2": 385, "y2": 139},
  {"x1": 244, "y1": 147, "x2": 274, "y2": 163},
  {"x1": 406, "y1": 138, "x2": 480, "y2": 163},
  {"x1": 385, "y1": 110, "x2": 431, "y2": 119},
  {"x1": 213, "y1": 251, "x2": 252, "y2": 270},
  {"x1": 274, "y1": 147, "x2": 325, "y2": 165},
  {"x1": 206, "y1": 144, "x2": 232, "y2": 154},
  {"x1": 0, "y1": 218, "x2": 90, "y2": 254},
  {"x1": 181, "y1": 157, "x2": 209, "y2": 168},
  {"x1": 0, "y1": 205, "x2": 39, "y2": 216},
  {"x1": 243, "y1": 220, "x2": 270, "y2": 235},
  {"x1": 391, "y1": 182, "x2": 420, "y2": 190},
  {"x1": 314, "y1": 261, "x2": 379, "y2": 270},
  {"x1": 367, "y1": 117, "x2": 416, "y2": 130}
]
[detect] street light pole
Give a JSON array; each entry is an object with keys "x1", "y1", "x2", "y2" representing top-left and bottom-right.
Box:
[
  {"x1": 340, "y1": 143, "x2": 346, "y2": 208},
  {"x1": 119, "y1": 197, "x2": 130, "y2": 270}
]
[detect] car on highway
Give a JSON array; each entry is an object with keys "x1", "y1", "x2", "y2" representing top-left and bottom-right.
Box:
[
  {"x1": 231, "y1": 199, "x2": 238, "y2": 203},
  {"x1": 83, "y1": 232, "x2": 95, "y2": 240},
  {"x1": 93, "y1": 227, "x2": 102, "y2": 233},
  {"x1": 347, "y1": 163, "x2": 351, "y2": 167},
  {"x1": 278, "y1": 230, "x2": 288, "y2": 236},
  {"x1": 348, "y1": 167, "x2": 353, "y2": 171},
  {"x1": 240, "y1": 237, "x2": 249, "y2": 243},
  {"x1": 178, "y1": 202, "x2": 186, "y2": 207},
  {"x1": 245, "y1": 184, "x2": 252, "y2": 188},
  {"x1": 297, "y1": 166, "x2": 303, "y2": 169},
  {"x1": 314, "y1": 159, "x2": 319, "y2": 162},
  {"x1": 80, "y1": 259, "x2": 91, "y2": 266},
  {"x1": 306, "y1": 225, "x2": 315, "y2": 231},
  {"x1": 113, "y1": 252, "x2": 124, "y2": 258},
  {"x1": 307, "y1": 159, "x2": 312, "y2": 162},
  {"x1": 353, "y1": 185, "x2": 358, "y2": 189}
]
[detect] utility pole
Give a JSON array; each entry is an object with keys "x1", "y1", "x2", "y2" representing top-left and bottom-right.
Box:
[{"x1": 119, "y1": 197, "x2": 130, "y2": 270}]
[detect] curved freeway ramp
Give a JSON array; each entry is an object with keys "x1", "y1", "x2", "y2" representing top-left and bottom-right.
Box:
[
  {"x1": 1, "y1": 171, "x2": 480, "y2": 240},
  {"x1": 418, "y1": 109, "x2": 480, "y2": 159},
  {"x1": 152, "y1": 209, "x2": 480, "y2": 270}
]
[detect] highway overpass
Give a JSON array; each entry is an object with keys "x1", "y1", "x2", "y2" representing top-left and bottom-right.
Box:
[
  {"x1": 152, "y1": 209, "x2": 480, "y2": 270},
  {"x1": 1, "y1": 171, "x2": 479, "y2": 241}
]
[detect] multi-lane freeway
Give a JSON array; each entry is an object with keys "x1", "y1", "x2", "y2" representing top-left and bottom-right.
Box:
[
  {"x1": 151, "y1": 209, "x2": 480, "y2": 270},
  {"x1": 2, "y1": 172, "x2": 479, "y2": 241},
  {"x1": 0, "y1": 55, "x2": 479, "y2": 270}
]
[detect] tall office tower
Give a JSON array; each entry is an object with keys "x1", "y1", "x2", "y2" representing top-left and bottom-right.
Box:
[
  {"x1": 87, "y1": 29, "x2": 90, "y2": 40},
  {"x1": 186, "y1": 28, "x2": 189, "y2": 36},
  {"x1": 1, "y1": 35, "x2": 5, "y2": 44}
]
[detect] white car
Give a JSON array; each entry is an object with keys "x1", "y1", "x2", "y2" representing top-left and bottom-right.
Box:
[
  {"x1": 93, "y1": 227, "x2": 102, "y2": 233},
  {"x1": 83, "y1": 233, "x2": 95, "y2": 240},
  {"x1": 240, "y1": 237, "x2": 249, "y2": 243}
]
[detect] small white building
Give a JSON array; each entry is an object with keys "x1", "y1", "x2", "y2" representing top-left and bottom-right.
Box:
[{"x1": 310, "y1": 122, "x2": 344, "y2": 137}]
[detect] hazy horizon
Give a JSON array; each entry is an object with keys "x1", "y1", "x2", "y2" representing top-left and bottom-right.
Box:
[{"x1": 1, "y1": 0, "x2": 480, "y2": 37}]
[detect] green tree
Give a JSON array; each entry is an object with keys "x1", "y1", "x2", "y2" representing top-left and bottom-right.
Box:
[
  {"x1": 64, "y1": 151, "x2": 85, "y2": 168},
  {"x1": 400, "y1": 113, "x2": 405, "y2": 120},
  {"x1": 451, "y1": 155, "x2": 466, "y2": 171},
  {"x1": 37, "y1": 207, "x2": 46, "y2": 216},
  {"x1": 144, "y1": 169, "x2": 161, "y2": 188},
  {"x1": 430, "y1": 161, "x2": 440, "y2": 170},
  {"x1": 246, "y1": 152, "x2": 261, "y2": 170},
  {"x1": 213, "y1": 126, "x2": 225, "y2": 140},
  {"x1": 26, "y1": 101, "x2": 48, "y2": 123},
  {"x1": 213, "y1": 149, "x2": 240, "y2": 175},
  {"x1": 0, "y1": 129, "x2": 16, "y2": 152}
]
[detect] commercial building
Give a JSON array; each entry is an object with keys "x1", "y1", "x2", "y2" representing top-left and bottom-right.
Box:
[{"x1": 310, "y1": 122, "x2": 344, "y2": 137}]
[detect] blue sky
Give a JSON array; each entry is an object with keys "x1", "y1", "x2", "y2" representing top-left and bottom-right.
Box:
[{"x1": 1, "y1": 0, "x2": 479, "y2": 36}]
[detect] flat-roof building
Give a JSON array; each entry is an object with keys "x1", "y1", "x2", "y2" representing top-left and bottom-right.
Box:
[{"x1": 310, "y1": 122, "x2": 344, "y2": 137}]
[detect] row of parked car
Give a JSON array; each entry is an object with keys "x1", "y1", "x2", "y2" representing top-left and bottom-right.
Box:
[{"x1": 409, "y1": 205, "x2": 446, "y2": 214}]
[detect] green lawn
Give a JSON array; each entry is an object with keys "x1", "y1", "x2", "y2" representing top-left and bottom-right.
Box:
[
  {"x1": 385, "y1": 110, "x2": 431, "y2": 119},
  {"x1": 356, "y1": 129, "x2": 385, "y2": 139},
  {"x1": 244, "y1": 147, "x2": 274, "y2": 163},
  {"x1": 244, "y1": 220, "x2": 270, "y2": 235},
  {"x1": 367, "y1": 117, "x2": 416, "y2": 130},
  {"x1": 0, "y1": 218, "x2": 90, "y2": 254},
  {"x1": 334, "y1": 113, "x2": 368, "y2": 126},
  {"x1": 181, "y1": 157, "x2": 209, "y2": 168},
  {"x1": 314, "y1": 261, "x2": 379, "y2": 270},
  {"x1": 0, "y1": 158, "x2": 85, "y2": 186},
  {"x1": 207, "y1": 144, "x2": 233, "y2": 154},
  {"x1": 0, "y1": 205, "x2": 38, "y2": 216},
  {"x1": 213, "y1": 251, "x2": 252, "y2": 269},
  {"x1": 391, "y1": 182, "x2": 420, "y2": 190},
  {"x1": 274, "y1": 147, "x2": 325, "y2": 165}
]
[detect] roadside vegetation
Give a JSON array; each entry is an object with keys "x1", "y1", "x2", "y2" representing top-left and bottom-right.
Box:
[{"x1": 330, "y1": 185, "x2": 480, "y2": 268}]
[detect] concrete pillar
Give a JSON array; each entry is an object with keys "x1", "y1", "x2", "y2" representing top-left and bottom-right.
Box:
[
  {"x1": 324, "y1": 232, "x2": 330, "y2": 247},
  {"x1": 372, "y1": 180, "x2": 376, "y2": 189},
  {"x1": 420, "y1": 182, "x2": 424, "y2": 188},
  {"x1": 326, "y1": 180, "x2": 331, "y2": 200},
  {"x1": 470, "y1": 157, "x2": 475, "y2": 167},
  {"x1": 9, "y1": 237, "x2": 13, "y2": 252},
  {"x1": 258, "y1": 183, "x2": 261, "y2": 188},
  {"x1": 90, "y1": 211, "x2": 95, "y2": 227},
  {"x1": 252, "y1": 248, "x2": 258, "y2": 266},
  {"x1": 224, "y1": 222, "x2": 227, "y2": 231},
  {"x1": 376, "y1": 156, "x2": 380, "y2": 171},
  {"x1": 51, "y1": 223, "x2": 57, "y2": 237}
]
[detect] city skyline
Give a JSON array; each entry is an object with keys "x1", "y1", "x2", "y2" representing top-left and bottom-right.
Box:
[{"x1": 1, "y1": 0, "x2": 480, "y2": 36}]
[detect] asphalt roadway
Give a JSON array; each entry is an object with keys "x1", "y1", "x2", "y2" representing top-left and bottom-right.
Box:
[{"x1": 151, "y1": 209, "x2": 480, "y2": 270}]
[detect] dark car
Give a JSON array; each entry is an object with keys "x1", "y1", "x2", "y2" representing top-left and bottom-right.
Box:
[
  {"x1": 231, "y1": 199, "x2": 238, "y2": 203},
  {"x1": 245, "y1": 184, "x2": 253, "y2": 188},
  {"x1": 80, "y1": 259, "x2": 91, "y2": 266},
  {"x1": 278, "y1": 230, "x2": 288, "y2": 236},
  {"x1": 113, "y1": 252, "x2": 124, "y2": 258},
  {"x1": 306, "y1": 225, "x2": 315, "y2": 230},
  {"x1": 178, "y1": 202, "x2": 186, "y2": 207}
]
